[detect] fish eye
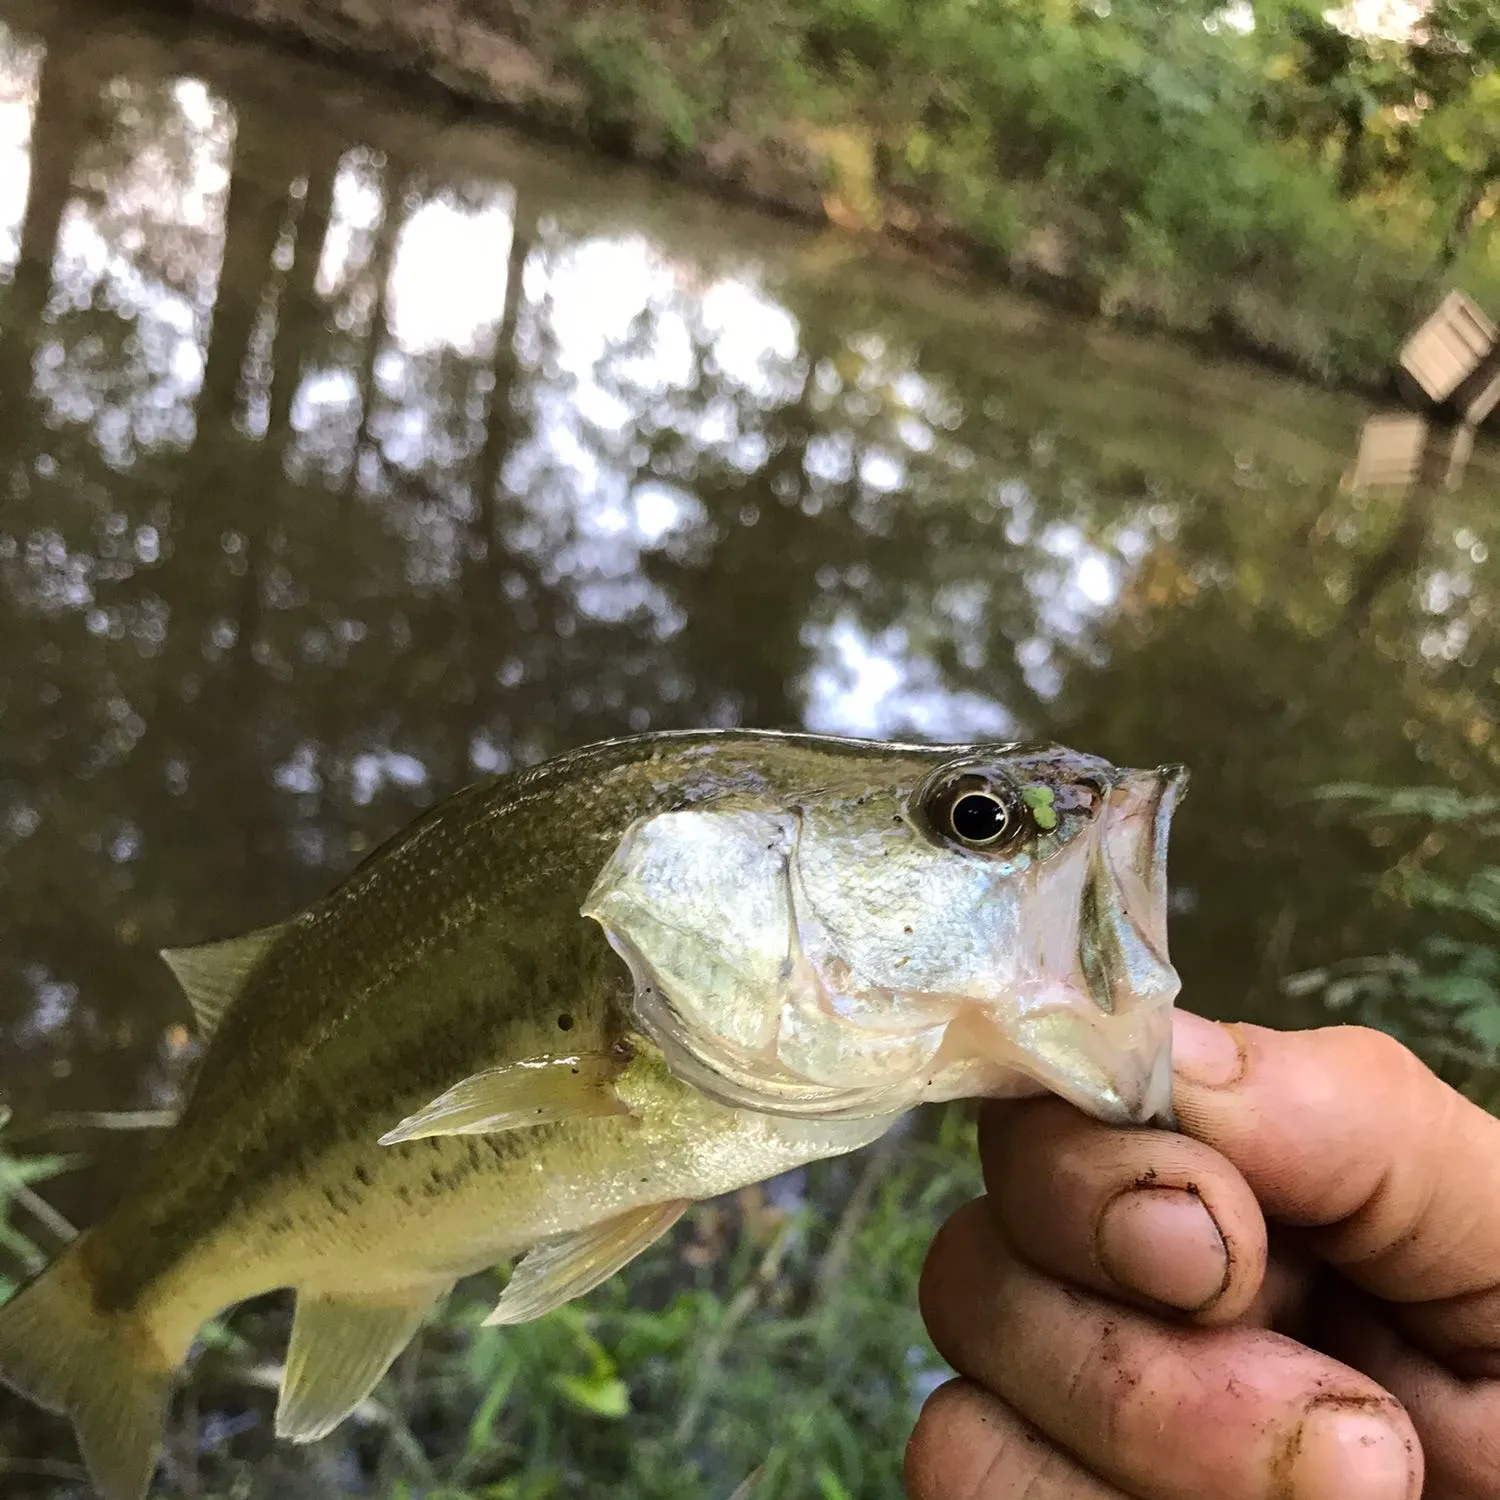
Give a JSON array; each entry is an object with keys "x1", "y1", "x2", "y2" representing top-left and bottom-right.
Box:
[
  {"x1": 917, "y1": 767, "x2": 1032, "y2": 853},
  {"x1": 949, "y1": 791, "x2": 1012, "y2": 846}
]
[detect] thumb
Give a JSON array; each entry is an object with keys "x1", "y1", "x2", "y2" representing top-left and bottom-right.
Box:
[{"x1": 1171, "y1": 1011, "x2": 1500, "y2": 1373}]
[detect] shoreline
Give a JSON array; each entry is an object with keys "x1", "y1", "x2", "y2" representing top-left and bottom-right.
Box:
[{"x1": 185, "y1": 0, "x2": 1461, "y2": 398}]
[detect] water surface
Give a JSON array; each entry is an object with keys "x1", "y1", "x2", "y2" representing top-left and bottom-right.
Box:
[{"x1": 0, "y1": 0, "x2": 1496, "y2": 1370}]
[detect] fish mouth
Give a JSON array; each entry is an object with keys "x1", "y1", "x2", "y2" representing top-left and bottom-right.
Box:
[
  {"x1": 913, "y1": 763, "x2": 1185, "y2": 1128},
  {"x1": 1065, "y1": 762, "x2": 1187, "y2": 1125},
  {"x1": 1103, "y1": 763, "x2": 1186, "y2": 968},
  {"x1": 584, "y1": 760, "x2": 1188, "y2": 1129}
]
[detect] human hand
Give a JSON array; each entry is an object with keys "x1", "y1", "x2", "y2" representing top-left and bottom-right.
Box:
[{"x1": 906, "y1": 1013, "x2": 1500, "y2": 1499}]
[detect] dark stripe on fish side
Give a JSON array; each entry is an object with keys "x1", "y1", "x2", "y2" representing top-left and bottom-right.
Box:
[{"x1": 77, "y1": 734, "x2": 988, "y2": 1317}]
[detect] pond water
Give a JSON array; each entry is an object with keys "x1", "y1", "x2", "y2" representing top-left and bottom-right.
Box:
[{"x1": 0, "y1": 0, "x2": 1497, "y2": 1320}]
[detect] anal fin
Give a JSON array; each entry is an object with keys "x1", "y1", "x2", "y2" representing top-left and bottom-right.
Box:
[
  {"x1": 485, "y1": 1199, "x2": 689, "y2": 1327},
  {"x1": 378, "y1": 1050, "x2": 632, "y2": 1146},
  {"x1": 276, "y1": 1284, "x2": 447, "y2": 1443}
]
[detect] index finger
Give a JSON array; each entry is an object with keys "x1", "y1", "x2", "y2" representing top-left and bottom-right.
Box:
[{"x1": 1172, "y1": 1012, "x2": 1500, "y2": 1369}]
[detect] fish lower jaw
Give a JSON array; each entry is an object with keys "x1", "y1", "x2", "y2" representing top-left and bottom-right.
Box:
[
  {"x1": 611, "y1": 918, "x2": 1175, "y2": 1130},
  {"x1": 907, "y1": 993, "x2": 1177, "y2": 1126}
]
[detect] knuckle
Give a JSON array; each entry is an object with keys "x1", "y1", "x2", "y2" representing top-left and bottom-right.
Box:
[
  {"x1": 1327, "y1": 1024, "x2": 1425, "y2": 1083},
  {"x1": 904, "y1": 1381, "x2": 989, "y2": 1500},
  {"x1": 1051, "y1": 1320, "x2": 1187, "y2": 1462},
  {"x1": 1324, "y1": 1025, "x2": 1457, "y2": 1140},
  {"x1": 1070, "y1": 1321, "x2": 1150, "y2": 1449}
]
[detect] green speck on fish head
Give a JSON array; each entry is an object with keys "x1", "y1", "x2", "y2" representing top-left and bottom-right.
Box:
[{"x1": 1021, "y1": 784, "x2": 1058, "y2": 831}]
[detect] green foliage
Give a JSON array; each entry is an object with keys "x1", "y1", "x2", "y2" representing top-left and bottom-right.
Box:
[
  {"x1": 559, "y1": 13, "x2": 700, "y2": 157},
  {"x1": 386, "y1": 1112, "x2": 980, "y2": 1500},
  {"x1": 1287, "y1": 783, "x2": 1500, "y2": 1098},
  {"x1": 532, "y1": 0, "x2": 1500, "y2": 382},
  {"x1": 0, "y1": 1108, "x2": 77, "y2": 1299},
  {"x1": 1309, "y1": 782, "x2": 1500, "y2": 823}
]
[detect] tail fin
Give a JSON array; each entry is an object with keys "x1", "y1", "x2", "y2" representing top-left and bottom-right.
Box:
[{"x1": 0, "y1": 1238, "x2": 173, "y2": 1500}]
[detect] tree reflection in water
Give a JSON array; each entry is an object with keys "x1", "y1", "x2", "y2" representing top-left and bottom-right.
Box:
[{"x1": 0, "y1": 0, "x2": 1497, "y2": 1488}]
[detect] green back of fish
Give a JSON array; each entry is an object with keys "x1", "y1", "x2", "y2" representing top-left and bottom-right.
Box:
[{"x1": 88, "y1": 732, "x2": 958, "y2": 1310}]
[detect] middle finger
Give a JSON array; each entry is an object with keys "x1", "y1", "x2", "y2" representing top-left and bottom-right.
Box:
[{"x1": 920, "y1": 1198, "x2": 1423, "y2": 1500}]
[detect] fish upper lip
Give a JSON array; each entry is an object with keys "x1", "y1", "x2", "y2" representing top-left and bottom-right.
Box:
[{"x1": 1102, "y1": 765, "x2": 1188, "y2": 962}]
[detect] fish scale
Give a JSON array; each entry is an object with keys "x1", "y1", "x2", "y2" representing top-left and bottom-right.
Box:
[{"x1": 0, "y1": 728, "x2": 1186, "y2": 1500}]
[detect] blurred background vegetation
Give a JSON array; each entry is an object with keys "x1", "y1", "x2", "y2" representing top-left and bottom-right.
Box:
[
  {"x1": 0, "y1": 0, "x2": 1497, "y2": 1496},
  {"x1": 1288, "y1": 780, "x2": 1500, "y2": 1109},
  {"x1": 571, "y1": 0, "x2": 1500, "y2": 379},
  {"x1": 202, "y1": 0, "x2": 1500, "y2": 384}
]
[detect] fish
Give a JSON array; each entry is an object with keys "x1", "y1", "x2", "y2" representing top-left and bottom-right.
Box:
[{"x1": 0, "y1": 729, "x2": 1187, "y2": 1500}]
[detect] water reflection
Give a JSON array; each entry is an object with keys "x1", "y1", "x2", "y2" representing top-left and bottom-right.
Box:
[
  {"x1": 0, "y1": 0, "x2": 1498, "y2": 1244},
  {"x1": 0, "y1": 27, "x2": 40, "y2": 275}
]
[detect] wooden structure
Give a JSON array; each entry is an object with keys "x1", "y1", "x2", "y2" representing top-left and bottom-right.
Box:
[
  {"x1": 1398, "y1": 290, "x2": 1500, "y2": 424},
  {"x1": 1463, "y1": 361, "x2": 1500, "y2": 427},
  {"x1": 1348, "y1": 414, "x2": 1429, "y2": 492},
  {"x1": 1346, "y1": 414, "x2": 1476, "y2": 496},
  {"x1": 1358, "y1": 288, "x2": 1500, "y2": 498},
  {"x1": 1400, "y1": 290, "x2": 1495, "y2": 405}
]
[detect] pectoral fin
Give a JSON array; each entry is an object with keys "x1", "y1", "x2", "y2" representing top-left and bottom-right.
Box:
[
  {"x1": 276, "y1": 1285, "x2": 448, "y2": 1443},
  {"x1": 377, "y1": 1051, "x2": 632, "y2": 1147},
  {"x1": 160, "y1": 922, "x2": 289, "y2": 1038},
  {"x1": 484, "y1": 1200, "x2": 690, "y2": 1326}
]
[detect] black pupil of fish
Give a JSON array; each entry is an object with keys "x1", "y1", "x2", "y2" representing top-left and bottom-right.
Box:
[{"x1": 950, "y1": 791, "x2": 1010, "y2": 844}]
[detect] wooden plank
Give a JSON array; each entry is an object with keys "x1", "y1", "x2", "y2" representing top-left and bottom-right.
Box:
[
  {"x1": 1348, "y1": 413, "x2": 1429, "y2": 492},
  {"x1": 1399, "y1": 290, "x2": 1498, "y2": 403}
]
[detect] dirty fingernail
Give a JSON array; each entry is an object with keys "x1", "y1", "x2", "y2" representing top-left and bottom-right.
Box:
[
  {"x1": 1095, "y1": 1187, "x2": 1228, "y2": 1312},
  {"x1": 1290, "y1": 1400, "x2": 1417, "y2": 1500},
  {"x1": 1172, "y1": 1011, "x2": 1241, "y2": 1087}
]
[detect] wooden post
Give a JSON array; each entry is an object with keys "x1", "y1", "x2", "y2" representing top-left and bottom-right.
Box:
[{"x1": 1459, "y1": 359, "x2": 1500, "y2": 427}]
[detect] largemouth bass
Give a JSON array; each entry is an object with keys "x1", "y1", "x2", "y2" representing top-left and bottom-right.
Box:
[{"x1": 0, "y1": 730, "x2": 1186, "y2": 1500}]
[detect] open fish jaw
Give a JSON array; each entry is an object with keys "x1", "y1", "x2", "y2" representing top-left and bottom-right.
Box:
[{"x1": 583, "y1": 754, "x2": 1187, "y2": 1128}]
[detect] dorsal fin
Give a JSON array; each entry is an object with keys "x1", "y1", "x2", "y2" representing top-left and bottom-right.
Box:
[{"x1": 159, "y1": 923, "x2": 288, "y2": 1039}]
